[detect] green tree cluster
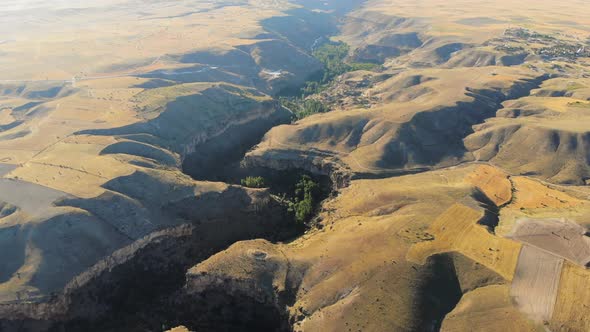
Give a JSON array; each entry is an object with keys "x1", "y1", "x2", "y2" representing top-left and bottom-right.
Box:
[
  {"x1": 312, "y1": 42, "x2": 380, "y2": 84},
  {"x1": 279, "y1": 42, "x2": 379, "y2": 120},
  {"x1": 288, "y1": 175, "x2": 320, "y2": 224},
  {"x1": 241, "y1": 176, "x2": 266, "y2": 188},
  {"x1": 281, "y1": 98, "x2": 329, "y2": 120},
  {"x1": 312, "y1": 42, "x2": 352, "y2": 83}
]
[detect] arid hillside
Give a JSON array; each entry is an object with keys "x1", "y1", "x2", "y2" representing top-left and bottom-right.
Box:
[{"x1": 0, "y1": 0, "x2": 589, "y2": 331}]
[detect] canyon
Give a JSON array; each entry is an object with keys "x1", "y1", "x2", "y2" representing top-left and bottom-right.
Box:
[{"x1": 0, "y1": 0, "x2": 589, "y2": 331}]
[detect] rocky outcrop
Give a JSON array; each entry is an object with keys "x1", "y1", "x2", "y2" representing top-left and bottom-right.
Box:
[
  {"x1": 243, "y1": 148, "x2": 352, "y2": 190},
  {"x1": 0, "y1": 84, "x2": 297, "y2": 330},
  {"x1": 0, "y1": 186, "x2": 293, "y2": 331},
  {"x1": 181, "y1": 99, "x2": 292, "y2": 180},
  {"x1": 0, "y1": 1, "x2": 365, "y2": 322},
  {"x1": 177, "y1": 240, "x2": 293, "y2": 331}
]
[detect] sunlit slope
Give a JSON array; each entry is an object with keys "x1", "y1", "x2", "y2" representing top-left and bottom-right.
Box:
[
  {"x1": 0, "y1": 0, "x2": 323, "y2": 304},
  {"x1": 0, "y1": 0, "x2": 589, "y2": 330},
  {"x1": 466, "y1": 78, "x2": 590, "y2": 185},
  {"x1": 0, "y1": 81, "x2": 289, "y2": 303},
  {"x1": 185, "y1": 163, "x2": 590, "y2": 331},
  {"x1": 0, "y1": 0, "x2": 292, "y2": 81},
  {"x1": 246, "y1": 66, "x2": 547, "y2": 178},
  {"x1": 347, "y1": 0, "x2": 590, "y2": 45},
  {"x1": 182, "y1": 1, "x2": 590, "y2": 330},
  {"x1": 247, "y1": 0, "x2": 590, "y2": 185}
]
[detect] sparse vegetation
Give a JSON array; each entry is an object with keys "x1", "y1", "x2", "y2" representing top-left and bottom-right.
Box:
[
  {"x1": 565, "y1": 82, "x2": 587, "y2": 91},
  {"x1": 568, "y1": 101, "x2": 590, "y2": 108},
  {"x1": 312, "y1": 42, "x2": 380, "y2": 86},
  {"x1": 538, "y1": 43, "x2": 590, "y2": 60},
  {"x1": 281, "y1": 97, "x2": 330, "y2": 120},
  {"x1": 241, "y1": 176, "x2": 266, "y2": 188},
  {"x1": 349, "y1": 62, "x2": 381, "y2": 72},
  {"x1": 240, "y1": 173, "x2": 323, "y2": 224},
  {"x1": 493, "y1": 44, "x2": 525, "y2": 53},
  {"x1": 504, "y1": 28, "x2": 555, "y2": 41},
  {"x1": 279, "y1": 41, "x2": 378, "y2": 120},
  {"x1": 313, "y1": 42, "x2": 353, "y2": 83}
]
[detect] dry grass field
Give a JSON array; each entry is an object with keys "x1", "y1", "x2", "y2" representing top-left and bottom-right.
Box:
[
  {"x1": 441, "y1": 285, "x2": 544, "y2": 332},
  {"x1": 407, "y1": 203, "x2": 522, "y2": 280},
  {"x1": 0, "y1": 0, "x2": 589, "y2": 330},
  {"x1": 551, "y1": 261, "x2": 590, "y2": 331},
  {"x1": 0, "y1": 0, "x2": 301, "y2": 304},
  {"x1": 0, "y1": 0, "x2": 290, "y2": 81},
  {"x1": 465, "y1": 164, "x2": 512, "y2": 206},
  {"x1": 188, "y1": 165, "x2": 550, "y2": 330},
  {"x1": 358, "y1": 0, "x2": 590, "y2": 44},
  {"x1": 187, "y1": 0, "x2": 590, "y2": 329}
]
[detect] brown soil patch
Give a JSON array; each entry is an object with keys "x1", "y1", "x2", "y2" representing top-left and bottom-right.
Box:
[
  {"x1": 507, "y1": 218, "x2": 590, "y2": 267},
  {"x1": 510, "y1": 245, "x2": 563, "y2": 322}
]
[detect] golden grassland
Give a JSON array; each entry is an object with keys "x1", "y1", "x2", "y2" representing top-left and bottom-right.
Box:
[
  {"x1": 442, "y1": 285, "x2": 544, "y2": 332},
  {"x1": 366, "y1": 0, "x2": 590, "y2": 43},
  {"x1": 407, "y1": 203, "x2": 522, "y2": 280},
  {"x1": 465, "y1": 164, "x2": 512, "y2": 206},
  {"x1": 0, "y1": 0, "x2": 589, "y2": 329},
  {"x1": 188, "y1": 0, "x2": 590, "y2": 329},
  {"x1": 191, "y1": 160, "x2": 590, "y2": 329},
  {"x1": 252, "y1": 65, "x2": 542, "y2": 175},
  {"x1": 190, "y1": 163, "x2": 590, "y2": 330},
  {"x1": 0, "y1": 0, "x2": 292, "y2": 81},
  {"x1": 550, "y1": 261, "x2": 590, "y2": 332},
  {"x1": 497, "y1": 176, "x2": 590, "y2": 236},
  {"x1": 7, "y1": 136, "x2": 137, "y2": 198}
]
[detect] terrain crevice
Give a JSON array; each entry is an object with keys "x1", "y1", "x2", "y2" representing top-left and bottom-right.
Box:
[
  {"x1": 0, "y1": 2, "x2": 363, "y2": 330},
  {"x1": 2, "y1": 1, "x2": 590, "y2": 331},
  {"x1": 0, "y1": 197, "x2": 295, "y2": 331}
]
